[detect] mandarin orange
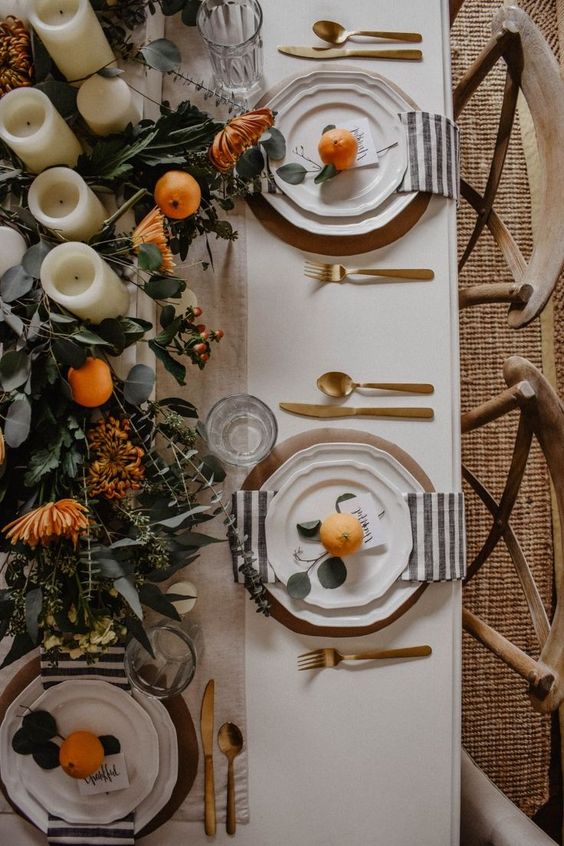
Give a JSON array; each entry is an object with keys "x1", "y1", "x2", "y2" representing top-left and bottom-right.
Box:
[
  {"x1": 68, "y1": 357, "x2": 113, "y2": 408},
  {"x1": 317, "y1": 128, "x2": 358, "y2": 171},
  {"x1": 59, "y1": 731, "x2": 105, "y2": 779},
  {"x1": 154, "y1": 170, "x2": 202, "y2": 219},
  {"x1": 319, "y1": 512, "x2": 364, "y2": 556}
]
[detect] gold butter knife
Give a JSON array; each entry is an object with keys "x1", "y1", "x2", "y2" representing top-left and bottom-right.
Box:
[
  {"x1": 279, "y1": 403, "x2": 434, "y2": 419},
  {"x1": 278, "y1": 46, "x2": 423, "y2": 60},
  {"x1": 200, "y1": 679, "x2": 216, "y2": 836}
]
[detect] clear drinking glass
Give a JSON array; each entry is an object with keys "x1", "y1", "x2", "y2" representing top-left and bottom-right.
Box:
[
  {"x1": 205, "y1": 394, "x2": 277, "y2": 467},
  {"x1": 197, "y1": 0, "x2": 264, "y2": 99},
  {"x1": 125, "y1": 619, "x2": 202, "y2": 699}
]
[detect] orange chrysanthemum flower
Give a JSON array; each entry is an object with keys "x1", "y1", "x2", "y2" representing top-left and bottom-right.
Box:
[
  {"x1": 131, "y1": 206, "x2": 175, "y2": 274},
  {"x1": 3, "y1": 499, "x2": 90, "y2": 548},
  {"x1": 87, "y1": 416, "x2": 145, "y2": 500},
  {"x1": 209, "y1": 108, "x2": 274, "y2": 173},
  {"x1": 0, "y1": 17, "x2": 33, "y2": 97}
]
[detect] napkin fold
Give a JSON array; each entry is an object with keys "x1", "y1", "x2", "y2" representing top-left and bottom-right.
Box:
[
  {"x1": 40, "y1": 645, "x2": 136, "y2": 846},
  {"x1": 229, "y1": 491, "x2": 465, "y2": 584}
]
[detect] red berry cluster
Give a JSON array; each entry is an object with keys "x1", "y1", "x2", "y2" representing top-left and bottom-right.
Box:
[{"x1": 186, "y1": 306, "x2": 224, "y2": 368}]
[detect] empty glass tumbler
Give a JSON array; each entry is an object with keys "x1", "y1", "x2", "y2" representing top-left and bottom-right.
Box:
[
  {"x1": 125, "y1": 619, "x2": 202, "y2": 699},
  {"x1": 197, "y1": 0, "x2": 264, "y2": 98}
]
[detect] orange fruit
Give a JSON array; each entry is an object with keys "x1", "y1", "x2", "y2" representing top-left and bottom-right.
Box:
[
  {"x1": 318, "y1": 128, "x2": 358, "y2": 171},
  {"x1": 154, "y1": 170, "x2": 202, "y2": 219},
  {"x1": 319, "y1": 512, "x2": 364, "y2": 556},
  {"x1": 68, "y1": 357, "x2": 113, "y2": 408},
  {"x1": 59, "y1": 731, "x2": 105, "y2": 779}
]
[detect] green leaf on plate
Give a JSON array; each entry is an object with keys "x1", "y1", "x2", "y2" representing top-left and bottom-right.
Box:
[
  {"x1": 99, "y1": 735, "x2": 121, "y2": 755},
  {"x1": 314, "y1": 163, "x2": 338, "y2": 185},
  {"x1": 318, "y1": 556, "x2": 347, "y2": 589},
  {"x1": 32, "y1": 741, "x2": 61, "y2": 770},
  {"x1": 22, "y1": 710, "x2": 57, "y2": 743},
  {"x1": 276, "y1": 163, "x2": 307, "y2": 185},
  {"x1": 297, "y1": 520, "x2": 321, "y2": 539},
  {"x1": 287, "y1": 571, "x2": 311, "y2": 599},
  {"x1": 12, "y1": 727, "x2": 35, "y2": 755},
  {"x1": 322, "y1": 124, "x2": 336, "y2": 134},
  {"x1": 335, "y1": 493, "x2": 356, "y2": 513}
]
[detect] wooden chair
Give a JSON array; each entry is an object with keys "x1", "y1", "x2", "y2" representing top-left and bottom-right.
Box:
[
  {"x1": 461, "y1": 355, "x2": 564, "y2": 714},
  {"x1": 452, "y1": 4, "x2": 564, "y2": 327}
]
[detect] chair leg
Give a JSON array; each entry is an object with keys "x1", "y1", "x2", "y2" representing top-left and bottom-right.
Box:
[{"x1": 459, "y1": 282, "x2": 533, "y2": 310}]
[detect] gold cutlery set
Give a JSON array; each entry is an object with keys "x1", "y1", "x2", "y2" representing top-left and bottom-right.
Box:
[
  {"x1": 200, "y1": 679, "x2": 244, "y2": 836},
  {"x1": 279, "y1": 18, "x2": 423, "y2": 62},
  {"x1": 304, "y1": 261, "x2": 434, "y2": 284}
]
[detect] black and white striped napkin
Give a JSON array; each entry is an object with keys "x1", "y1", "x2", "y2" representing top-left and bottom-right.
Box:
[
  {"x1": 229, "y1": 490, "x2": 465, "y2": 584},
  {"x1": 40, "y1": 644, "x2": 136, "y2": 846}
]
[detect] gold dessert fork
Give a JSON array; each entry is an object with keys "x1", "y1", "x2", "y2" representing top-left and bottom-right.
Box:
[
  {"x1": 298, "y1": 645, "x2": 432, "y2": 670},
  {"x1": 304, "y1": 260, "x2": 434, "y2": 283}
]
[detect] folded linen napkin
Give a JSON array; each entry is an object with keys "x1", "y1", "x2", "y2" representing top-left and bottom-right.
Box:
[
  {"x1": 229, "y1": 491, "x2": 465, "y2": 584},
  {"x1": 40, "y1": 645, "x2": 136, "y2": 846},
  {"x1": 249, "y1": 111, "x2": 459, "y2": 201}
]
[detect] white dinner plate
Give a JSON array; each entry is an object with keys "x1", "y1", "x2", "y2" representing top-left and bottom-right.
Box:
[
  {"x1": 268, "y1": 69, "x2": 407, "y2": 218},
  {"x1": 265, "y1": 458, "x2": 412, "y2": 609},
  {"x1": 263, "y1": 68, "x2": 419, "y2": 236},
  {"x1": 261, "y1": 442, "x2": 426, "y2": 628},
  {"x1": 0, "y1": 678, "x2": 173, "y2": 830}
]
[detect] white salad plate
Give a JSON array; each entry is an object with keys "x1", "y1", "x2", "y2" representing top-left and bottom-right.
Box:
[
  {"x1": 264, "y1": 68, "x2": 419, "y2": 235},
  {"x1": 261, "y1": 442, "x2": 425, "y2": 628},
  {"x1": 0, "y1": 678, "x2": 177, "y2": 832},
  {"x1": 265, "y1": 458, "x2": 412, "y2": 609}
]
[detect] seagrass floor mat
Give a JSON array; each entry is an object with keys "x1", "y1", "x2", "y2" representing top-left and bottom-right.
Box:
[{"x1": 452, "y1": 0, "x2": 559, "y2": 817}]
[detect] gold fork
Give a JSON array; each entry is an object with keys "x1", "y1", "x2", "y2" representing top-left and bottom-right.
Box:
[
  {"x1": 298, "y1": 645, "x2": 432, "y2": 670},
  {"x1": 304, "y1": 260, "x2": 435, "y2": 283}
]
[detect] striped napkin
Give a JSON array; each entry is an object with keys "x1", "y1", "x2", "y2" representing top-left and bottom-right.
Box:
[
  {"x1": 40, "y1": 644, "x2": 136, "y2": 846},
  {"x1": 251, "y1": 111, "x2": 459, "y2": 201},
  {"x1": 229, "y1": 491, "x2": 465, "y2": 584}
]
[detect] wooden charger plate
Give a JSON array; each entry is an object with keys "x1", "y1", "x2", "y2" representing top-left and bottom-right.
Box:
[
  {"x1": 0, "y1": 657, "x2": 198, "y2": 839},
  {"x1": 242, "y1": 428, "x2": 434, "y2": 637}
]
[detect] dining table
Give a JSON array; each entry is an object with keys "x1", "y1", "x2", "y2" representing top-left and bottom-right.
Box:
[{"x1": 0, "y1": 0, "x2": 461, "y2": 844}]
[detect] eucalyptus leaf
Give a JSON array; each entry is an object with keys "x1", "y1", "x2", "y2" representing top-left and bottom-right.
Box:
[
  {"x1": 139, "y1": 38, "x2": 181, "y2": 72},
  {"x1": 114, "y1": 577, "x2": 143, "y2": 620},
  {"x1": 25, "y1": 586, "x2": 43, "y2": 644},
  {"x1": 159, "y1": 304, "x2": 176, "y2": 327},
  {"x1": 32, "y1": 742, "x2": 60, "y2": 770},
  {"x1": 0, "y1": 350, "x2": 30, "y2": 390},
  {"x1": 200, "y1": 453, "x2": 226, "y2": 483},
  {"x1": 4, "y1": 398, "x2": 31, "y2": 447},
  {"x1": 51, "y1": 339, "x2": 87, "y2": 368},
  {"x1": 31, "y1": 32, "x2": 52, "y2": 81},
  {"x1": 126, "y1": 616, "x2": 155, "y2": 657},
  {"x1": 138, "y1": 242, "x2": 163, "y2": 272},
  {"x1": 175, "y1": 531, "x2": 222, "y2": 548},
  {"x1": 322, "y1": 124, "x2": 336, "y2": 134},
  {"x1": 156, "y1": 505, "x2": 210, "y2": 530},
  {"x1": 95, "y1": 319, "x2": 126, "y2": 354},
  {"x1": 95, "y1": 558, "x2": 127, "y2": 579},
  {"x1": 276, "y1": 163, "x2": 307, "y2": 185},
  {"x1": 314, "y1": 164, "x2": 338, "y2": 184},
  {"x1": 236, "y1": 147, "x2": 264, "y2": 180},
  {"x1": 124, "y1": 363, "x2": 155, "y2": 405},
  {"x1": 3, "y1": 310, "x2": 24, "y2": 337},
  {"x1": 335, "y1": 493, "x2": 356, "y2": 512},
  {"x1": 22, "y1": 241, "x2": 53, "y2": 277},
  {"x1": 36, "y1": 80, "x2": 77, "y2": 119},
  {"x1": 144, "y1": 276, "x2": 184, "y2": 299},
  {"x1": 181, "y1": 0, "x2": 201, "y2": 24},
  {"x1": 0, "y1": 266, "x2": 34, "y2": 302},
  {"x1": 22, "y1": 710, "x2": 57, "y2": 743},
  {"x1": 0, "y1": 632, "x2": 35, "y2": 668},
  {"x1": 11, "y1": 727, "x2": 34, "y2": 755},
  {"x1": 260, "y1": 126, "x2": 286, "y2": 160},
  {"x1": 317, "y1": 556, "x2": 347, "y2": 589},
  {"x1": 161, "y1": 0, "x2": 185, "y2": 12},
  {"x1": 297, "y1": 520, "x2": 321, "y2": 539},
  {"x1": 139, "y1": 583, "x2": 181, "y2": 621},
  {"x1": 99, "y1": 735, "x2": 121, "y2": 755},
  {"x1": 149, "y1": 340, "x2": 186, "y2": 385},
  {"x1": 98, "y1": 67, "x2": 124, "y2": 78},
  {"x1": 72, "y1": 328, "x2": 111, "y2": 346},
  {"x1": 287, "y1": 571, "x2": 311, "y2": 599}
]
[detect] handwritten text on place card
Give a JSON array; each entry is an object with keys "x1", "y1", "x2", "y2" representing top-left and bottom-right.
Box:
[
  {"x1": 339, "y1": 118, "x2": 381, "y2": 169},
  {"x1": 78, "y1": 753, "x2": 130, "y2": 795},
  {"x1": 338, "y1": 494, "x2": 386, "y2": 550}
]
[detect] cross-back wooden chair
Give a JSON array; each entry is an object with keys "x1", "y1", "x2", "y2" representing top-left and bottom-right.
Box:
[
  {"x1": 451, "y1": 4, "x2": 564, "y2": 328},
  {"x1": 461, "y1": 355, "x2": 564, "y2": 714}
]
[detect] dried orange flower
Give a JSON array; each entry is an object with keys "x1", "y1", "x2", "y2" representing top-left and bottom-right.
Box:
[
  {"x1": 3, "y1": 499, "x2": 89, "y2": 548},
  {"x1": 209, "y1": 108, "x2": 274, "y2": 173},
  {"x1": 131, "y1": 206, "x2": 175, "y2": 273},
  {"x1": 0, "y1": 17, "x2": 33, "y2": 97},
  {"x1": 87, "y1": 416, "x2": 145, "y2": 500}
]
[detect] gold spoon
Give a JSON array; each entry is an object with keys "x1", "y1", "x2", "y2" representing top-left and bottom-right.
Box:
[
  {"x1": 312, "y1": 19, "x2": 422, "y2": 45},
  {"x1": 317, "y1": 371, "x2": 434, "y2": 398},
  {"x1": 218, "y1": 722, "x2": 244, "y2": 835}
]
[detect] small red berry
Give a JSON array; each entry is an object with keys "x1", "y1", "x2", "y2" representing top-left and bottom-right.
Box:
[
  {"x1": 200, "y1": 353, "x2": 209, "y2": 362},
  {"x1": 196, "y1": 323, "x2": 206, "y2": 332},
  {"x1": 215, "y1": 329, "x2": 224, "y2": 339},
  {"x1": 194, "y1": 342, "x2": 207, "y2": 353},
  {"x1": 192, "y1": 306, "x2": 203, "y2": 317}
]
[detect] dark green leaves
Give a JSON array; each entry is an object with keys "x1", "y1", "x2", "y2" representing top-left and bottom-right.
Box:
[
  {"x1": 98, "y1": 67, "x2": 124, "y2": 78},
  {"x1": 318, "y1": 556, "x2": 347, "y2": 589},
  {"x1": 276, "y1": 163, "x2": 307, "y2": 185},
  {"x1": 124, "y1": 364, "x2": 155, "y2": 405},
  {"x1": 335, "y1": 493, "x2": 356, "y2": 512},
  {"x1": 4, "y1": 398, "x2": 31, "y2": 447},
  {"x1": 139, "y1": 38, "x2": 181, "y2": 73},
  {"x1": 297, "y1": 520, "x2": 321, "y2": 539},
  {"x1": 22, "y1": 710, "x2": 57, "y2": 744},
  {"x1": 36, "y1": 80, "x2": 77, "y2": 119},
  {"x1": 114, "y1": 576, "x2": 143, "y2": 619},
  {"x1": 0, "y1": 266, "x2": 34, "y2": 302},
  {"x1": 322, "y1": 124, "x2": 336, "y2": 134},
  {"x1": 22, "y1": 240, "x2": 53, "y2": 277},
  {"x1": 99, "y1": 735, "x2": 121, "y2": 755},
  {"x1": 51, "y1": 339, "x2": 87, "y2": 368},
  {"x1": 0, "y1": 350, "x2": 30, "y2": 390},
  {"x1": 144, "y1": 276, "x2": 184, "y2": 300},
  {"x1": 314, "y1": 164, "x2": 338, "y2": 184},
  {"x1": 25, "y1": 587, "x2": 43, "y2": 643},
  {"x1": 32, "y1": 742, "x2": 60, "y2": 770},
  {"x1": 236, "y1": 147, "x2": 264, "y2": 180},
  {"x1": 12, "y1": 727, "x2": 35, "y2": 755},
  {"x1": 287, "y1": 571, "x2": 311, "y2": 599},
  {"x1": 261, "y1": 127, "x2": 286, "y2": 160},
  {"x1": 137, "y1": 243, "x2": 163, "y2": 272},
  {"x1": 139, "y1": 583, "x2": 181, "y2": 621}
]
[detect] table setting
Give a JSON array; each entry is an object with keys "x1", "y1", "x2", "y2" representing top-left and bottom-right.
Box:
[{"x1": 0, "y1": 1, "x2": 461, "y2": 844}]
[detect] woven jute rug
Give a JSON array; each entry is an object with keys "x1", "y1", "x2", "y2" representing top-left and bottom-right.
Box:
[{"x1": 452, "y1": 0, "x2": 561, "y2": 818}]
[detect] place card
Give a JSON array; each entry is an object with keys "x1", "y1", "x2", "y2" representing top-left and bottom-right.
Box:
[
  {"x1": 338, "y1": 494, "x2": 386, "y2": 550},
  {"x1": 78, "y1": 753, "x2": 130, "y2": 795},
  {"x1": 339, "y1": 118, "x2": 380, "y2": 169}
]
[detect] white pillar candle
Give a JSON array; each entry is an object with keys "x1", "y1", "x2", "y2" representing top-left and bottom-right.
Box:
[
  {"x1": 40, "y1": 242, "x2": 130, "y2": 323},
  {"x1": 77, "y1": 75, "x2": 141, "y2": 136},
  {"x1": 28, "y1": 167, "x2": 107, "y2": 241},
  {"x1": 0, "y1": 226, "x2": 27, "y2": 277},
  {"x1": 0, "y1": 88, "x2": 81, "y2": 173},
  {"x1": 166, "y1": 581, "x2": 198, "y2": 615},
  {"x1": 28, "y1": 0, "x2": 115, "y2": 85}
]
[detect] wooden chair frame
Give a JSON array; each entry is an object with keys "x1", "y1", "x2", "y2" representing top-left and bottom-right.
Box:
[
  {"x1": 461, "y1": 356, "x2": 564, "y2": 713},
  {"x1": 452, "y1": 4, "x2": 564, "y2": 327}
]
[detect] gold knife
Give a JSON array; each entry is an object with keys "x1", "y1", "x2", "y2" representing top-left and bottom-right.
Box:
[
  {"x1": 200, "y1": 679, "x2": 216, "y2": 836},
  {"x1": 280, "y1": 403, "x2": 434, "y2": 419},
  {"x1": 278, "y1": 46, "x2": 423, "y2": 61}
]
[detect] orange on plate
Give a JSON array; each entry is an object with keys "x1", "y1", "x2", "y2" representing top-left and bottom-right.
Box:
[
  {"x1": 59, "y1": 731, "x2": 105, "y2": 779},
  {"x1": 68, "y1": 357, "x2": 113, "y2": 408},
  {"x1": 318, "y1": 128, "x2": 358, "y2": 171},
  {"x1": 154, "y1": 170, "x2": 202, "y2": 220},
  {"x1": 319, "y1": 511, "x2": 364, "y2": 556}
]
